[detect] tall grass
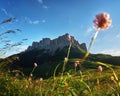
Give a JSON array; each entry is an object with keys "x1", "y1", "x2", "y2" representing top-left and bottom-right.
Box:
[
  {"x1": 1, "y1": 12, "x2": 120, "y2": 96},
  {"x1": 1, "y1": 63, "x2": 120, "y2": 96}
]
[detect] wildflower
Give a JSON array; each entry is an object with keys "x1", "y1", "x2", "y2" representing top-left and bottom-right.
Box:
[
  {"x1": 93, "y1": 12, "x2": 112, "y2": 30},
  {"x1": 25, "y1": 85, "x2": 29, "y2": 88},
  {"x1": 110, "y1": 76, "x2": 114, "y2": 81},
  {"x1": 39, "y1": 78, "x2": 43, "y2": 81},
  {"x1": 74, "y1": 63, "x2": 78, "y2": 68},
  {"x1": 64, "y1": 57, "x2": 68, "y2": 63},
  {"x1": 30, "y1": 73, "x2": 33, "y2": 77},
  {"x1": 98, "y1": 66, "x2": 103, "y2": 72},
  {"x1": 34, "y1": 63, "x2": 38, "y2": 67},
  {"x1": 75, "y1": 60, "x2": 80, "y2": 65},
  {"x1": 67, "y1": 34, "x2": 71, "y2": 41}
]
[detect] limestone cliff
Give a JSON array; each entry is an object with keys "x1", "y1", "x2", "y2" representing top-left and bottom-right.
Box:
[{"x1": 27, "y1": 33, "x2": 87, "y2": 53}]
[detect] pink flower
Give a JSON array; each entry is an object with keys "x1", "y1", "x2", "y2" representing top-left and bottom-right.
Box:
[
  {"x1": 67, "y1": 34, "x2": 71, "y2": 41},
  {"x1": 64, "y1": 57, "x2": 68, "y2": 63},
  {"x1": 39, "y1": 78, "x2": 43, "y2": 81},
  {"x1": 30, "y1": 73, "x2": 33, "y2": 77},
  {"x1": 74, "y1": 63, "x2": 78, "y2": 68},
  {"x1": 34, "y1": 63, "x2": 38, "y2": 67},
  {"x1": 98, "y1": 66, "x2": 103, "y2": 72},
  {"x1": 93, "y1": 12, "x2": 112, "y2": 30},
  {"x1": 74, "y1": 61, "x2": 80, "y2": 67},
  {"x1": 75, "y1": 61, "x2": 80, "y2": 65}
]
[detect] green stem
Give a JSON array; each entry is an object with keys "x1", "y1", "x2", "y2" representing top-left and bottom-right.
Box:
[
  {"x1": 79, "y1": 29, "x2": 100, "y2": 70},
  {"x1": 61, "y1": 42, "x2": 72, "y2": 79},
  {"x1": 88, "y1": 29, "x2": 100, "y2": 52},
  {"x1": 29, "y1": 67, "x2": 36, "y2": 77}
]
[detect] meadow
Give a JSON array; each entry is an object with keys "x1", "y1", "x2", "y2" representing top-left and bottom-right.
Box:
[
  {"x1": 0, "y1": 59, "x2": 120, "y2": 96},
  {"x1": 0, "y1": 12, "x2": 119, "y2": 96}
]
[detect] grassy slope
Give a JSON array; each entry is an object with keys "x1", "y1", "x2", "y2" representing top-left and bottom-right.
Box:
[
  {"x1": 0, "y1": 45, "x2": 120, "y2": 95},
  {"x1": 1, "y1": 58, "x2": 120, "y2": 96}
]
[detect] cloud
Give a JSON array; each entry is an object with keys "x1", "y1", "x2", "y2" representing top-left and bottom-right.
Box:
[
  {"x1": 24, "y1": 17, "x2": 40, "y2": 24},
  {"x1": 116, "y1": 34, "x2": 120, "y2": 38},
  {"x1": 85, "y1": 26, "x2": 95, "y2": 36},
  {"x1": 37, "y1": 0, "x2": 43, "y2": 4},
  {"x1": 15, "y1": 45, "x2": 28, "y2": 52},
  {"x1": 37, "y1": 0, "x2": 49, "y2": 9},
  {"x1": 86, "y1": 27, "x2": 94, "y2": 33},
  {"x1": 1, "y1": 45, "x2": 28, "y2": 58},
  {"x1": 41, "y1": 19, "x2": 46, "y2": 23},
  {"x1": 31, "y1": 20, "x2": 40, "y2": 24},
  {"x1": 1, "y1": 8, "x2": 8, "y2": 15},
  {"x1": 100, "y1": 49, "x2": 120, "y2": 56},
  {"x1": 42, "y1": 5, "x2": 49, "y2": 9},
  {"x1": 1, "y1": 8, "x2": 13, "y2": 17}
]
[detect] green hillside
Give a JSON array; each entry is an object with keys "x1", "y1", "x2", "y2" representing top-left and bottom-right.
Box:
[{"x1": 0, "y1": 37, "x2": 120, "y2": 95}]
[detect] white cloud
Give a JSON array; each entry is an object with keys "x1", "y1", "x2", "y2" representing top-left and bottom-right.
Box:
[
  {"x1": 15, "y1": 45, "x2": 28, "y2": 52},
  {"x1": 1, "y1": 45, "x2": 28, "y2": 58},
  {"x1": 37, "y1": 0, "x2": 49, "y2": 9},
  {"x1": 42, "y1": 5, "x2": 48, "y2": 9},
  {"x1": 1, "y1": 8, "x2": 8, "y2": 15},
  {"x1": 24, "y1": 17, "x2": 40, "y2": 24},
  {"x1": 41, "y1": 19, "x2": 46, "y2": 23},
  {"x1": 100, "y1": 49, "x2": 120, "y2": 56},
  {"x1": 86, "y1": 26, "x2": 95, "y2": 34},
  {"x1": 116, "y1": 34, "x2": 120, "y2": 38},
  {"x1": 37, "y1": 0, "x2": 43, "y2": 4},
  {"x1": 32, "y1": 20, "x2": 40, "y2": 24}
]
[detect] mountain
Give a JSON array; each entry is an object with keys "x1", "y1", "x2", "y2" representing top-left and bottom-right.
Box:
[
  {"x1": 27, "y1": 33, "x2": 87, "y2": 53},
  {"x1": 0, "y1": 33, "x2": 120, "y2": 78},
  {"x1": 0, "y1": 33, "x2": 87, "y2": 67}
]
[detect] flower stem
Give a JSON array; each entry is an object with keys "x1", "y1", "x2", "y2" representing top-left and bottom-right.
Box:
[
  {"x1": 88, "y1": 28, "x2": 100, "y2": 52},
  {"x1": 79, "y1": 28, "x2": 100, "y2": 71},
  {"x1": 61, "y1": 42, "x2": 72, "y2": 79}
]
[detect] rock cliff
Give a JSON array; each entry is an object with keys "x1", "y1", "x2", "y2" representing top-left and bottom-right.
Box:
[{"x1": 27, "y1": 33, "x2": 87, "y2": 53}]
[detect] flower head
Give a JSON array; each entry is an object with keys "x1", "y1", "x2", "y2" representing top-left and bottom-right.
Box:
[
  {"x1": 110, "y1": 76, "x2": 114, "y2": 81},
  {"x1": 39, "y1": 77, "x2": 43, "y2": 81},
  {"x1": 74, "y1": 63, "x2": 78, "y2": 68},
  {"x1": 34, "y1": 63, "x2": 38, "y2": 67},
  {"x1": 74, "y1": 61, "x2": 80, "y2": 67},
  {"x1": 64, "y1": 57, "x2": 68, "y2": 63},
  {"x1": 98, "y1": 66, "x2": 103, "y2": 72},
  {"x1": 93, "y1": 12, "x2": 112, "y2": 30},
  {"x1": 75, "y1": 61, "x2": 80, "y2": 65}
]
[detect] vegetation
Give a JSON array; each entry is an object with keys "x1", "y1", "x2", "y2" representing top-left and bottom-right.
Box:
[
  {"x1": 1, "y1": 56, "x2": 120, "y2": 96},
  {"x1": 0, "y1": 12, "x2": 120, "y2": 96},
  {"x1": 0, "y1": 35, "x2": 120, "y2": 96}
]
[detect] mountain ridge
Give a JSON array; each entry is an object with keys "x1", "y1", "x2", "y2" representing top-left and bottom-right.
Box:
[
  {"x1": 0, "y1": 33, "x2": 120, "y2": 78},
  {"x1": 27, "y1": 33, "x2": 87, "y2": 54}
]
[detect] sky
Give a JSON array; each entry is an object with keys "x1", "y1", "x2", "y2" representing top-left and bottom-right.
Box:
[{"x1": 0, "y1": 0, "x2": 120, "y2": 58}]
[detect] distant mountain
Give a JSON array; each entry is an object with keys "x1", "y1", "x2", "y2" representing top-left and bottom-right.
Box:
[
  {"x1": 1, "y1": 33, "x2": 87, "y2": 67},
  {"x1": 0, "y1": 33, "x2": 120, "y2": 78},
  {"x1": 27, "y1": 33, "x2": 87, "y2": 54}
]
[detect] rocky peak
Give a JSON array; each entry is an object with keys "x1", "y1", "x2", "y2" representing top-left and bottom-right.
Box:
[{"x1": 27, "y1": 33, "x2": 87, "y2": 53}]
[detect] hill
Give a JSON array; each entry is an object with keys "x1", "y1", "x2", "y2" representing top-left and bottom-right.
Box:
[{"x1": 0, "y1": 33, "x2": 120, "y2": 78}]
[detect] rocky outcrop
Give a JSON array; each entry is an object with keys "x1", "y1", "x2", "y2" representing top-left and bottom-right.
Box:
[
  {"x1": 80, "y1": 43, "x2": 87, "y2": 51},
  {"x1": 27, "y1": 33, "x2": 87, "y2": 53}
]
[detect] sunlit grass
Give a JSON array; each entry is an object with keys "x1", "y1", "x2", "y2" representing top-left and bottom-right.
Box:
[
  {"x1": 0, "y1": 60, "x2": 120, "y2": 96},
  {"x1": 0, "y1": 12, "x2": 119, "y2": 96}
]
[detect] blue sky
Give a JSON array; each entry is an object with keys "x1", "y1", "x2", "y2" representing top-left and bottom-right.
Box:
[{"x1": 0, "y1": 0, "x2": 120, "y2": 57}]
